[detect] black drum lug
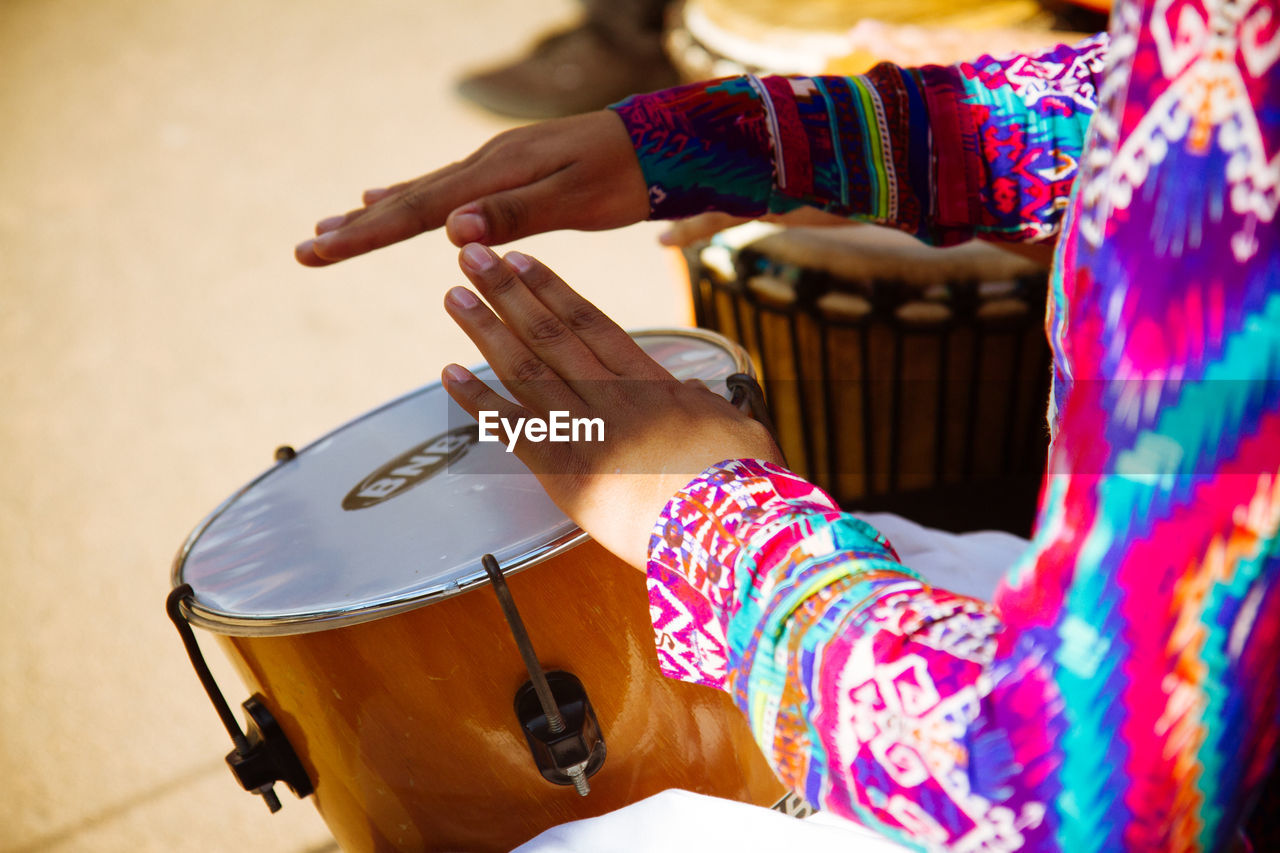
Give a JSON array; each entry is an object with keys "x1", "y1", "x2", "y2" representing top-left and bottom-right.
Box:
[
  {"x1": 514, "y1": 671, "x2": 607, "y2": 788},
  {"x1": 226, "y1": 696, "x2": 315, "y2": 802},
  {"x1": 166, "y1": 584, "x2": 313, "y2": 813}
]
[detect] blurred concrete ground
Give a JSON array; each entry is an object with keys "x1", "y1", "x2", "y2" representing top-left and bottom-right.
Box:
[{"x1": 0, "y1": 1, "x2": 686, "y2": 850}]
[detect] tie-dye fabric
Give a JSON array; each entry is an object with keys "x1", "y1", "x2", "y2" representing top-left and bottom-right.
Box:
[{"x1": 614, "y1": 4, "x2": 1279, "y2": 850}]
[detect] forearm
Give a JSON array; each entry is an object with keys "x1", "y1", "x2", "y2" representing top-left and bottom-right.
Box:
[{"x1": 610, "y1": 34, "x2": 1107, "y2": 245}]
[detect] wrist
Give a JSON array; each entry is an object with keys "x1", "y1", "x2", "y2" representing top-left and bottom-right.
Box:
[
  {"x1": 609, "y1": 78, "x2": 776, "y2": 220},
  {"x1": 649, "y1": 460, "x2": 829, "y2": 597}
]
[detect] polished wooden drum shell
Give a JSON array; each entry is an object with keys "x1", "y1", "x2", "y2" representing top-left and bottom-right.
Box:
[{"x1": 217, "y1": 538, "x2": 783, "y2": 852}]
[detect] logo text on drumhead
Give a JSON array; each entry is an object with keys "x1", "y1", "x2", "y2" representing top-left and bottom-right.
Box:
[
  {"x1": 342, "y1": 426, "x2": 479, "y2": 510},
  {"x1": 477, "y1": 410, "x2": 604, "y2": 453}
]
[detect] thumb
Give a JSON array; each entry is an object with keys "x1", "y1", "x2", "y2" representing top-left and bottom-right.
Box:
[
  {"x1": 444, "y1": 189, "x2": 539, "y2": 247},
  {"x1": 443, "y1": 174, "x2": 600, "y2": 246},
  {"x1": 445, "y1": 123, "x2": 650, "y2": 246}
]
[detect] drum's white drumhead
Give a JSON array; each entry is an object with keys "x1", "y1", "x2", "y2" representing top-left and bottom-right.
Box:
[{"x1": 174, "y1": 330, "x2": 749, "y2": 636}]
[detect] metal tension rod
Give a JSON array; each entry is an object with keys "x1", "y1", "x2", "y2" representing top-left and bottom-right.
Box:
[
  {"x1": 481, "y1": 554, "x2": 591, "y2": 796},
  {"x1": 166, "y1": 584, "x2": 283, "y2": 812}
]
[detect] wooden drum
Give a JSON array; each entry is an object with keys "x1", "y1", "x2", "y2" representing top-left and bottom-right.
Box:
[
  {"x1": 170, "y1": 330, "x2": 784, "y2": 853},
  {"x1": 684, "y1": 224, "x2": 1053, "y2": 535},
  {"x1": 665, "y1": 0, "x2": 1101, "y2": 80}
]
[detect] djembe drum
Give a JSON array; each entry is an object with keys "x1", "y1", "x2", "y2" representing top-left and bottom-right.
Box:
[
  {"x1": 665, "y1": 0, "x2": 1105, "y2": 79},
  {"x1": 684, "y1": 224, "x2": 1052, "y2": 534}
]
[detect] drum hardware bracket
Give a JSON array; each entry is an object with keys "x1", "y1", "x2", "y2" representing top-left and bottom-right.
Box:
[
  {"x1": 727, "y1": 373, "x2": 784, "y2": 459},
  {"x1": 514, "y1": 671, "x2": 606, "y2": 794},
  {"x1": 166, "y1": 584, "x2": 314, "y2": 813},
  {"x1": 482, "y1": 554, "x2": 606, "y2": 796}
]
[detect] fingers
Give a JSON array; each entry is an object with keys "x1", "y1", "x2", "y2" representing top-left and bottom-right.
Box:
[
  {"x1": 455, "y1": 245, "x2": 616, "y2": 387},
  {"x1": 295, "y1": 164, "x2": 473, "y2": 267},
  {"x1": 361, "y1": 183, "x2": 407, "y2": 206},
  {"x1": 444, "y1": 280, "x2": 585, "y2": 415},
  {"x1": 314, "y1": 213, "x2": 347, "y2": 236},
  {"x1": 293, "y1": 123, "x2": 552, "y2": 267},
  {"x1": 498, "y1": 250, "x2": 668, "y2": 380},
  {"x1": 295, "y1": 112, "x2": 648, "y2": 267},
  {"x1": 295, "y1": 166, "x2": 551, "y2": 266},
  {"x1": 440, "y1": 363, "x2": 527, "y2": 427},
  {"x1": 447, "y1": 246, "x2": 675, "y2": 426},
  {"x1": 314, "y1": 186, "x2": 427, "y2": 236},
  {"x1": 658, "y1": 213, "x2": 753, "y2": 247}
]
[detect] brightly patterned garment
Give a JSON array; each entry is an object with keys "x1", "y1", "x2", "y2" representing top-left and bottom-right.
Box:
[{"x1": 611, "y1": 3, "x2": 1279, "y2": 850}]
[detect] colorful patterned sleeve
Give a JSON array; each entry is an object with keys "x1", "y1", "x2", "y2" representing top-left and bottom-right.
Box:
[
  {"x1": 649, "y1": 444, "x2": 1279, "y2": 850},
  {"x1": 609, "y1": 34, "x2": 1108, "y2": 245},
  {"x1": 647, "y1": 459, "x2": 1044, "y2": 847}
]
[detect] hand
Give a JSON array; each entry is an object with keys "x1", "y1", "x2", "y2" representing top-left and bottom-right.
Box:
[
  {"x1": 440, "y1": 245, "x2": 783, "y2": 569},
  {"x1": 295, "y1": 111, "x2": 649, "y2": 266}
]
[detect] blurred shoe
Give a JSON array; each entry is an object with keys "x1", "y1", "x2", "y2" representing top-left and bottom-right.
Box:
[{"x1": 456, "y1": 22, "x2": 680, "y2": 119}]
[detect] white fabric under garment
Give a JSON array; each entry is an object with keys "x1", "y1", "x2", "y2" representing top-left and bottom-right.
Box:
[
  {"x1": 512, "y1": 788, "x2": 914, "y2": 852},
  {"x1": 852, "y1": 511, "x2": 1028, "y2": 601}
]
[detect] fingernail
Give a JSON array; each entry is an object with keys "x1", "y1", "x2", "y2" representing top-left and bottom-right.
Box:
[
  {"x1": 443, "y1": 364, "x2": 471, "y2": 385},
  {"x1": 450, "y1": 210, "x2": 487, "y2": 243},
  {"x1": 447, "y1": 286, "x2": 480, "y2": 309},
  {"x1": 504, "y1": 251, "x2": 533, "y2": 274},
  {"x1": 294, "y1": 238, "x2": 315, "y2": 256},
  {"x1": 461, "y1": 243, "x2": 495, "y2": 272},
  {"x1": 316, "y1": 215, "x2": 345, "y2": 233}
]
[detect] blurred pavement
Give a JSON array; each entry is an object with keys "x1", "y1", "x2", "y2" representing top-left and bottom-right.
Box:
[{"x1": 0, "y1": 1, "x2": 686, "y2": 850}]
